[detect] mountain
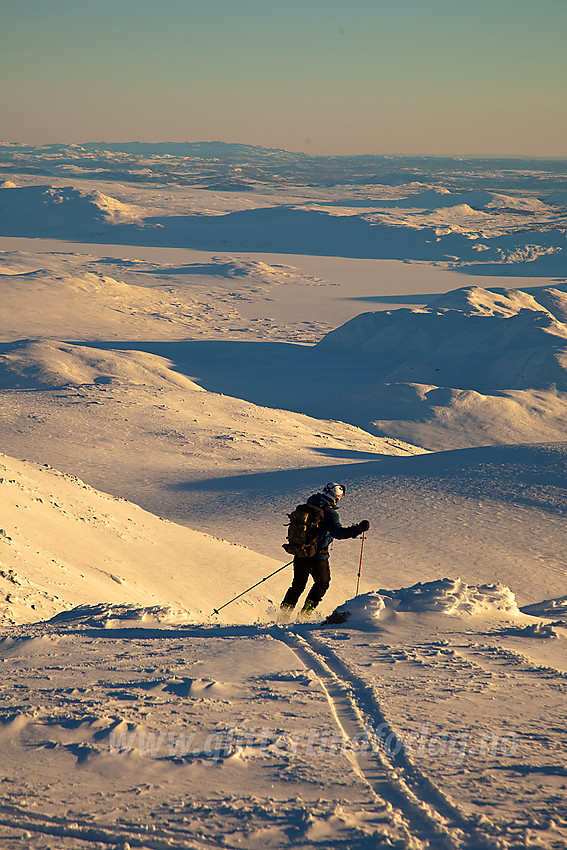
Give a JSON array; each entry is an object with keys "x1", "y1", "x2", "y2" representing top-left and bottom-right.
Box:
[
  {"x1": 309, "y1": 285, "x2": 567, "y2": 449},
  {"x1": 319, "y1": 285, "x2": 567, "y2": 392}
]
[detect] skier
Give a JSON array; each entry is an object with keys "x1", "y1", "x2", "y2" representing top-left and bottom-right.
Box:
[{"x1": 280, "y1": 482, "x2": 369, "y2": 620}]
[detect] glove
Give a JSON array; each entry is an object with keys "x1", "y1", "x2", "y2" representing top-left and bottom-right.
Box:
[{"x1": 355, "y1": 520, "x2": 370, "y2": 535}]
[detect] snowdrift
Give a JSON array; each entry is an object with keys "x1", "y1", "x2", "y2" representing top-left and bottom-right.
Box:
[
  {"x1": 327, "y1": 580, "x2": 521, "y2": 629},
  {"x1": 326, "y1": 580, "x2": 567, "y2": 631}
]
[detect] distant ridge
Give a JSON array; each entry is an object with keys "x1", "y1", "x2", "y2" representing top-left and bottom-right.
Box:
[{"x1": 81, "y1": 140, "x2": 296, "y2": 159}]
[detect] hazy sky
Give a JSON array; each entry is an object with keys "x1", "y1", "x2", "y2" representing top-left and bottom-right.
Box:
[{"x1": 2, "y1": 0, "x2": 566, "y2": 156}]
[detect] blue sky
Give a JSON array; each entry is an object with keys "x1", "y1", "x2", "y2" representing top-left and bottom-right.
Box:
[{"x1": 2, "y1": 0, "x2": 566, "y2": 156}]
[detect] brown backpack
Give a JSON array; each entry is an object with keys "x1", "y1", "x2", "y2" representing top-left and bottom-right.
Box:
[{"x1": 283, "y1": 504, "x2": 326, "y2": 558}]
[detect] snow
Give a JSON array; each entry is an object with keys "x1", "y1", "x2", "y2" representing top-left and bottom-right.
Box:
[
  {"x1": 0, "y1": 452, "x2": 281, "y2": 626},
  {"x1": 313, "y1": 284, "x2": 567, "y2": 448},
  {"x1": 428, "y1": 285, "x2": 562, "y2": 318},
  {"x1": 1, "y1": 145, "x2": 566, "y2": 274},
  {"x1": 328, "y1": 580, "x2": 522, "y2": 630},
  {"x1": 0, "y1": 185, "x2": 142, "y2": 236},
  {"x1": 0, "y1": 339, "x2": 207, "y2": 390},
  {"x1": 0, "y1": 144, "x2": 566, "y2": 848}
]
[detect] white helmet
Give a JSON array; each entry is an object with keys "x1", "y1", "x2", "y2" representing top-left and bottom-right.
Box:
[{"x1": 323, "y1": 482, "x2": 346, "y2": 502}]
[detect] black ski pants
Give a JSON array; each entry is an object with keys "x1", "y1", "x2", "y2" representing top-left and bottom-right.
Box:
[{"x1": 282, "y1": 555, "x2": 331, "y2": 609}]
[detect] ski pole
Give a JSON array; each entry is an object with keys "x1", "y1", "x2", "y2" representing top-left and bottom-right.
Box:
[
  {"x1": 211, "y1": 560, "x2": 293, "y2": 616},
  {"x1": 355, "y1": 531, "x2": 366, "y2": 596}
]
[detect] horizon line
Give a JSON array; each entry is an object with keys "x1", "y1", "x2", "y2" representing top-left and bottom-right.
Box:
[{"x1": 1, "y1": 140, "x2": 566, "y2": 162}]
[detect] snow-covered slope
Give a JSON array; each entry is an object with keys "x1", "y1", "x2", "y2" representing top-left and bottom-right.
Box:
[
  {"x1": 179, "y1": 441, "x2": 567, "y2": 613},
  {"x1": 0, "y1": 339, "x2": 206, "y2": 391},
  {"x1": 0, "y1": 266, "x2": 187, "y2": 342},
  {"x1": 0, "y1": 248, "x2": 334, "y2": 344},
  {"x1": 0, "y1": 339, "x2": 423, "y2": 529},
  {"x1": 0, "y1": 185, "x2": 141, "y2": 236},
  {"x1": 2, "y1": 440, "x2": 566, "y2": 848},
  {"x1": 313, "y1": 285, "x2": 567, "y2": 448},
  {"x1": 0, "y1": 452, "x2": 282, "y2": 625},
  {"x1": 319, "y1": 285, "x2": 567, "y2": 391}
]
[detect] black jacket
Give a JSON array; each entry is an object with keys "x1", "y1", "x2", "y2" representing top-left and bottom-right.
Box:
[{"x1": 306, "y1": 492, "x2": 360, "y2": 559}]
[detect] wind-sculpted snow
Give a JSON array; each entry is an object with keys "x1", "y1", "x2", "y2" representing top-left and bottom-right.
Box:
[
  {"x1": 328, "y1": 580, "x2": 521, "y2": 629},
  {"x1": 48, "y1": 602, "x2": 191, "y2": 626},
  {"x1": 521, "y1": 596, "x2": 567, "y2": 620}
]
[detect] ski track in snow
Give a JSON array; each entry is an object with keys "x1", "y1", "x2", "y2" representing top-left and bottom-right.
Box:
[
  {"x1": 0, "y1": 616, "x2": 566, "y2": 848},
  {"x1": 275, "y1": 627, "x2": 481, "y2": 850},
  {"x1": 273, "y1": 623, "x2": 567, "y2": 849}
]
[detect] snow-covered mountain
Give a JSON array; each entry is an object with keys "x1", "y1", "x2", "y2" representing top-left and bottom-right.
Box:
[
  {"x1": 1, "y1": 146, "x2": 566, "y2": 274},
  {"x1": 319, "y1": 285, "x2": 567, "y2": 388},
  {"x1": 311, "y1": 285, "x2": 567, "y2": 449}
]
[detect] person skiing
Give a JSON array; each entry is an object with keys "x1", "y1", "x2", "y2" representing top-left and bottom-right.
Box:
[{"x1": 280, "y1": 482, "x2": 369, "y2": 620}]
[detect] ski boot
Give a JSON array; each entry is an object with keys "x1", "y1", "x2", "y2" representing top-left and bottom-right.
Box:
[{"x1": 298, "y1": 600, "x2": 316, "y2": 621}]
